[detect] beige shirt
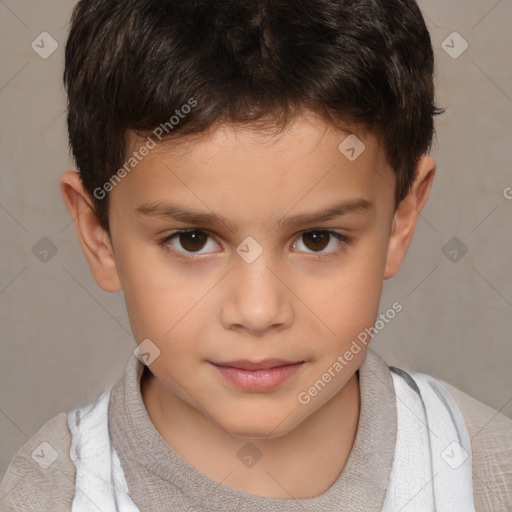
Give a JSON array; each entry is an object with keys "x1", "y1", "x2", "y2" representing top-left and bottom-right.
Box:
[{"x1": 1, "y1": 349, "x2": 511, "y2": 511}]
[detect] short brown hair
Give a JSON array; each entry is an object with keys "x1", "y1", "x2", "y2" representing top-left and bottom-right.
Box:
[{"x1": 64, "y1": 0, "x2": 444, "y2": 232}]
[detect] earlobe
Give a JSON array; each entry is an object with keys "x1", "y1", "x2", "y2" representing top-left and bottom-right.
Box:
[
  {"x1": 60, "y1": 170, "x2": 122, "y2": 292},
  {"x1": 383, "y1": 155, "x2": 436, "y2": 280}
]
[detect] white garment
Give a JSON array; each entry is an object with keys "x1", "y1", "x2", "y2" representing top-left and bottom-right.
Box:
[
  {"x1": 67, "y1": 388, "x2": 139, "y2": 512},
  {"x1": 382, "y1": 368, "x2": 476, "y2": 511},
  {"x1": 67, "y1": 367, "x2": 476, "y2": 511}
]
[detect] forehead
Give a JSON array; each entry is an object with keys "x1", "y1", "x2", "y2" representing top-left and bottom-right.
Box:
[
  {"x1": 129, "y1": 112, "x2": 379, "y2": 161},
  {"x1": 116, "y1": 113, "x2": 395, "y2": 218}
]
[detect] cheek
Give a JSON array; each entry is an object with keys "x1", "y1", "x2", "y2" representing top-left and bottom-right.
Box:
[
  {"x1": 124, "y1": 282, "x2": 200, "y2": 348},
  {"x1": 116, "y1": 239, "x2": 201, "y2": 334},
  {"x1": 121, "y1": 273, "x2": 212, "y2": 372},
  {"x1": 303, "y1": 237, "x2": 386, "y2": 356},
  {"x1": 311, "y1": 252, "x2": 384, "y2": 329}
]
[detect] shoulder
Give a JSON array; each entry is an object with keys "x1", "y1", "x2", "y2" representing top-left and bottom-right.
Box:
[
  {"x1": 0, "y1": 412, "x2": 76, "y2": 511},
  {"x1": 439, "y1": 379, "x2": 512, "y2": 512}
]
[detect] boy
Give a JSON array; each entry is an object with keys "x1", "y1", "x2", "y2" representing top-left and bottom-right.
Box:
[{"x1": 1, "y1": 0, "x2": 511, "y2": 510}]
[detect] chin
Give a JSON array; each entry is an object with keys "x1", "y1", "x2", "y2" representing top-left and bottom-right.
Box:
[
  {"x1": 215, "y1": 409, "x2": 303, "y2": 440},
  {"x1": 227, "y1": 426, "x2": 293, "y2": 440}
]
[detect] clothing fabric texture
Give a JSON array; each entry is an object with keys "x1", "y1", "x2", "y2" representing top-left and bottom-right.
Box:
[
  {"x1": 1, "y1": 349, "x2": 511, "y2": 511},
  {"x1": 66, "y1": 365, "x2": 477, "y2": 511}
]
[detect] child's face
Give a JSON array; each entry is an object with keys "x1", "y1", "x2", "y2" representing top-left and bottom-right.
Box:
[{"x1": 81, "y1": 111, "x2": 427, "y2": 438}]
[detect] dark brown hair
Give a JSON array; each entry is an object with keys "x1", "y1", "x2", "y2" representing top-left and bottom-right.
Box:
[{"x1": 64, "y1": 0, "x2": 444, "y2": 232}]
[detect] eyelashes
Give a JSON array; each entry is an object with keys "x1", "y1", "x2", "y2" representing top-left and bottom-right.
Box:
[{"x1": 157, "y1": 228, "x2": 351, "y2": 260}]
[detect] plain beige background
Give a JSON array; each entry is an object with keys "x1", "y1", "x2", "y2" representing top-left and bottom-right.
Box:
[{"x1": 1, "y1": 0, "x2": 511, "y2": 479}]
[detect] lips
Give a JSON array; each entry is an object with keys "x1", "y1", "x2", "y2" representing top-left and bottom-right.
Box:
[
  {"x1": 209, "y1": 359, "x2": 305, "y2": 391},
  {"x1": 211, "y1": 359, "x2": 302, "y2": 371}
]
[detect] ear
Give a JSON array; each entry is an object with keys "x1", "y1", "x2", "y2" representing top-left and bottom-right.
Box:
[
  {"x1": 384, "y1": 155, "x2": 436, "y2": 280},
  {"x1": 60, "y1": 170, "x2": 122, "y2": 292}
]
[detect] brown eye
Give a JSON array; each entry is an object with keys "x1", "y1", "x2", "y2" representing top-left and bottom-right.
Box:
[
  {"x1": 158, "y1": 228, "x2": 348, "y2": 260},
  {"x1": 177, "y1": 231, "x2": 209, "y2": 252},
  {"x1": 302, "y1": 231, "x2": 330, "y2": 252},
  {"x1": 292, "y1": 230, "x2": 348, "y2": 256},
  {"x1": 159, "y1": 229, "x2": 220, "y2": 256}
]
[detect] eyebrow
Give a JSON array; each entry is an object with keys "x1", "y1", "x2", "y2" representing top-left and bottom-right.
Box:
[{"x1": 135, "y1": 198, "x2": 374, "y2": 231}]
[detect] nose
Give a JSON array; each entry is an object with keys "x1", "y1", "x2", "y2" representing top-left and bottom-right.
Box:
[{"x1": 219, "y1": 249, "x2": 294, "y2": 336}]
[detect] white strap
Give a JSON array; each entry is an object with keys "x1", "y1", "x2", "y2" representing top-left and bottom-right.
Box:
[
  {"x1": 382, "y1": 368, "x2": 476, "y2": 512},
  {"x1": 68, "y1": 389, "x2": 140, "y2": 511}
]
